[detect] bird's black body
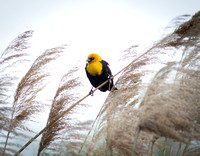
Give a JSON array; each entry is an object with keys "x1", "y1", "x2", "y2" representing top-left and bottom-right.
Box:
[{"x1": 86, "y1": 60, "x2": 114, "y2": 92}]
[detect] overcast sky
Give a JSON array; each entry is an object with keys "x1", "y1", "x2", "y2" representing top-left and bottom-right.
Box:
[{"x1": 0, "y1": 0, "x2": 199, "y2": 55}]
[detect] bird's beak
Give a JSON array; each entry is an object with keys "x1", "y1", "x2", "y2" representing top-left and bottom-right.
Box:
[
  {"x1": 86, "y1": 58, "x2": 92, "y2": 62},
  {"x1": 87, "y1": 57, "x2": 94, "y2": 62}
]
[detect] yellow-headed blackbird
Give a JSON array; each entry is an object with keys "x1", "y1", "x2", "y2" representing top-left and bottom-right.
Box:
[{"x1": 85, "y1": 53, "x2": 117, "y2": 94}]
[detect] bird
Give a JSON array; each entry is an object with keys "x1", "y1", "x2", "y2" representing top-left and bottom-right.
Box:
[{"x1": 85, "y1": 53, "x2": 117, "y2": 95}]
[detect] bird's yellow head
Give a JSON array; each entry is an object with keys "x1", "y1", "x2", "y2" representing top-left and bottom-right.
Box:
[{"x1": 87, "y1": 53, "x2": 102, "y2": 64}]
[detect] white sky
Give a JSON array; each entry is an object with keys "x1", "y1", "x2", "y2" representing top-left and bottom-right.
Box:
[
  {"x1": 0, "y1": 0, "x2": 199, "y2": 54},
  {"x1": 0, "y1": 0, "x2": 199, "y2": 155}
]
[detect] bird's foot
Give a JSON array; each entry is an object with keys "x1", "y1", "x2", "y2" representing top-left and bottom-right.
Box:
[{"x1": 89, "y1": 89, "x2": 94, "y2": 96}]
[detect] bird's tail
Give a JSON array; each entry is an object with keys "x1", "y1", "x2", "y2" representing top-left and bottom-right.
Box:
[{"x1": 108, "y1": 78, "x2": 118, "y2": 91}]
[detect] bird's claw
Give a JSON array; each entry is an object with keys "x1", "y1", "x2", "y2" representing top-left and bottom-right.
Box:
[{"x1": 89, "y1": 89, "x2": 94, "y2": 96}]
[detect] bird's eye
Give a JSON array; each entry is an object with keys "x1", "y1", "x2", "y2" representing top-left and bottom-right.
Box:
[{"x1": 87, "y1": 57, "x2": 95, "y2": 62}]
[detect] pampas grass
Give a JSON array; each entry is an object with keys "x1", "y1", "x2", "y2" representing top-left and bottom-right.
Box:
[
  {"x1": 37, "y1": 66, "x2": 82, "y2": 155},
  {"x1": 1, "y1": 30, "x2": 67, "y2": 155},
  {"x1": 1, "y1": 11, "x2": 200, "y2": 156},
  {"x1": 89, "y1": 11, "x2": 200, "y2": 156},
  {"x1": 138, "y1": 11, "x2": 200, "y2": 145},
  {"x1": 0, "y1": 30, "x2": 34, "y2": 156},
  {"x1": 14, "y1": 45, "x2": 66, "y2": 123}
]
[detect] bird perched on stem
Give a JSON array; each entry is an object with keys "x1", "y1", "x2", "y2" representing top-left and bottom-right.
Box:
[{"x1": 85, "y1": 53, "x2": 117, "y2": 95}]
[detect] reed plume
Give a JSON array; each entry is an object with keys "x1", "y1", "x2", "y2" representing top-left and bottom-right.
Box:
[
  {"x1": 2, "y1": 43, "x2": 66, "y2": 155},
  {"x1": 90, "y1": 11, "x2": 200, "y2": 156},
  {"x1": 137, "y1": 11, "x2": 200, "y2": 155},
  {"x1": 0, "y1": 30, "x2": 33, "y2": 156},
  {"x1": 139, "y1": 10, "x2": 200, "y2": 141},
  {"x1": 38, "y1": 66, "x2": 92, "y2": 155}
]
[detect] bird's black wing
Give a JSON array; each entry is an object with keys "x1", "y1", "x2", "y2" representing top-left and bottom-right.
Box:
[
  {"x1": 100, "y1": 60, "x2": 115, "y2": 91},
  {"x1": 101, "y1": 60, "x2": 113, "y2": 79}
]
